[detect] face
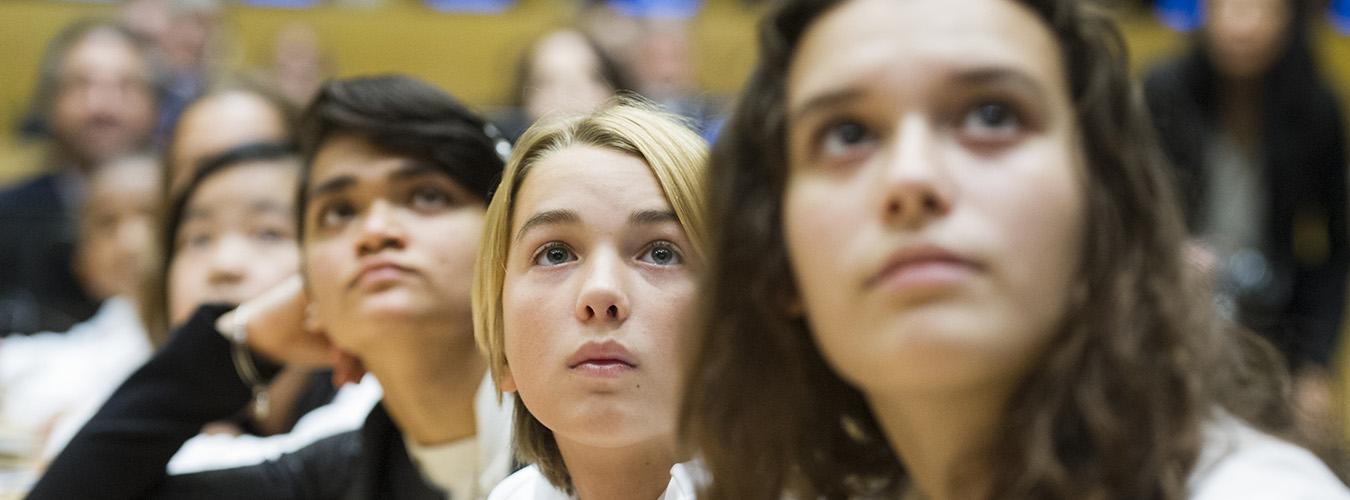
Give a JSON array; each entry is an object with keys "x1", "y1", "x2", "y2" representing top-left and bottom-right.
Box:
[
  {"x1": 169, "y1": 91, "x2": 291, "y2": 194},
  {"x1": 168, "y1": 160, "x2": 300, "y2": 326},
  {"x1": 524, "y1": 31, "x2": 615, "y2": 122},
  {"x1": 781, "y1": 0, "x2": 1085, "y2": 397},
  {"x1": 500, "y1": 145, "x2": 697, "y2": 449},
  {"x1": 75, "y1": 156, "x2": 160, "y2": 301},
  {"x1": 50, "y1": 30, "x2": 156, "y2": 170},
  {"x1": 302, "y1": 134, "x2": 484, "y2": 357},
  {"x1": 1204, "y1": 0, "x2": 1291, "y2": 79}
]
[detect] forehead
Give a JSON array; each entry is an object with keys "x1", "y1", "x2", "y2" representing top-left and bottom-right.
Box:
[
  {"x1": 189, "y1": 162, "x2": 298, "y2": 211},
  {"x1": 61, "y1": 29, "x2": 147, "y2": 78},
  {"x1": 513, "y1": 145, "x2": 669, "y2": 221},
  {"x1": 308, "y1": 134, "x2": 423, "y2": 183},
  {"x1": 788, "y1": 0, "x2": 1063, "y2": 106}
]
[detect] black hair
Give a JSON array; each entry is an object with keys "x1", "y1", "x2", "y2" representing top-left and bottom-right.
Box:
[{"x1": 295, "y1": 75, "x2": 509, "y2": 237}]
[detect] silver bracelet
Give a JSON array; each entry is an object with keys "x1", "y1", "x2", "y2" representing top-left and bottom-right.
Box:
[{"x1": 223, "y1": 310, "x2": 270, "y2": 419}]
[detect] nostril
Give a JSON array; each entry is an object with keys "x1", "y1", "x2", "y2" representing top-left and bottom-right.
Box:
[
  {"x1": 584, "y1": 305, "x2": 595, "y2": 319},
  {"x1": 606, "y1": 305, "x2": 618, "y2": 318}
]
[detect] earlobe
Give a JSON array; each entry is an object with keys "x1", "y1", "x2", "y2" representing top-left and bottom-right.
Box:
[{"x1": 498, "y1": 368, "x2": 518, "y2": 393}]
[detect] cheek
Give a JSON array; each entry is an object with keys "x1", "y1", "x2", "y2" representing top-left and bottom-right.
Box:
[
  {"x1": 167, "y1": 258, "x2": 204, "y2": 326},
  {"x1": 501, "y1": 281, "x2": 558, "y2": 390},
  {"x1": 783, "y1": 177, "x2": 864, "y2": 322}
]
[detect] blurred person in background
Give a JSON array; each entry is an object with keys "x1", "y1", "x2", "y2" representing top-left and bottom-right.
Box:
[
  {"x1": 158, "y1": 78, "x2": 297, "y2": 219},
  {"x1": 121, "y1": 0, "x2": 232, "y2": 140},
  {"x1": 0, "y1": 19, "x2": 157, "y2": 335},
  {"x1": 1, "y1": 154, "x2": 160, "y2": 446},
  {"x1": 498, "y1": 28, "x2": 633, "y2": 140},
  {"x1": 1143, "y1": 0, "x2": 1347, "y2": 432},
  {"x1": 264, "y1": 23, "x2": 334, "y2": 108}
]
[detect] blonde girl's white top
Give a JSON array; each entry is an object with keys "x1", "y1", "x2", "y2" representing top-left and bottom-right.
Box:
[
  {"x1": 1188, "y1": 415, "x2": 1348, "y2": 499},
  {"x1": 486, "y1": 460, "x2": 705, "y2": 500}
]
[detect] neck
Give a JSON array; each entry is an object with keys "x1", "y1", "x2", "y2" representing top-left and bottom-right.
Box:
[
  {"x1": 361, "y1": 319, "x2": 485, "y2": 446},
  {"x1": 868, "y1": 384, "x2": 1011, "y2": 500},
  {"x1": 556, "y1": 436, "x2": 678, "y2": 500}
]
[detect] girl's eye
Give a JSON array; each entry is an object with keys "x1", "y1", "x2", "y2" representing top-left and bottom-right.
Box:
[
  {"x1": 254, "y1": 227, "x2": 289, "y2": 243},
  {"x1": 817, "y1": 119, "x2": 877, "y2": 161},
  {"x1": 318, "y1": 202, "x2": 356, "y2": 229},
  {"x1": 960, "y1": 102, "x2": 1023, "y2": 144},
  {"x1": 410, "y1": 186, "x2": 452, "y2": 211},
  {"x1": 533, "y1": 243, "x2": 577, "y2": 266},
  {"x1": 638, "y1": 242, "x2": 683, "y2": 266},
  {"x1": 182, "y1": 232, "x2": 211, "y2": 250}
]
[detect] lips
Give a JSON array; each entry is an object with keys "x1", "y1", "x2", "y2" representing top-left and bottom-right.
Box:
[
  {"x1": 350, "y1": 259, "x2": 415, "y2": 289},
  {"x1": 566, "y1": 340, "x2": 638, "y2": 378},
  {"x1": 864, "y1": 244, "x2": 980, "y2": 293}
]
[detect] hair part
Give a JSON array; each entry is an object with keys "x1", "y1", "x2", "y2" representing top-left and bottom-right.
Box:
[{"x1": 473, "y1": 99, "x2": 708, "y2": 491}]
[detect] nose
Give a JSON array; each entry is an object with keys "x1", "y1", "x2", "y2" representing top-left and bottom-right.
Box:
[
  {"x1": 206, "y1": 234, "x2": 249, "y2": 288},
  {"x1": 355, "y1": 200, "x2": 407, "y2": 256},
  {"x1": 574, "y1": 249, "x2": 630, "y2": 324},
  {"x1": 879, "y1": 117, "x2": 953, "y2": 229}
]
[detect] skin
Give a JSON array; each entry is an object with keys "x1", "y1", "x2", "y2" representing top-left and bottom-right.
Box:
[
  {"x1": 167, "y1": 160, "x2": 300, "y2": 327},
  {"x1": 501, "y1": 145, "x2": 696, "y2": 500},
  {"x1": 74, "y1": 155, "x2": 160, "y2": 301},
  {"x1": 49, "y1": 29, "x2": 156, "y2": 172},
  {"x1": 524, "y1": 31, "x2": 615, "y2": 122},
  {"x1": 1204, "y1": 0, "x2": 1291, "y2": 81},
  {"x1": 781, "y1": 0, "x2": 1085, "y2": 497},
  {"x1": 168, "y1": 91, "x2": 291, "y2": 194},
  {"x1": 300, "y1": 133, "x2": 485, "y2": 445}
]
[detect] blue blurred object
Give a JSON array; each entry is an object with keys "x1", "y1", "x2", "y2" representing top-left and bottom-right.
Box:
[
  {"x1": 1155, "y1": 0, "x2": 1204, "y2": 32},
  {"x1": 608, "y1": 0, "x2": 702, "y2": 19},
  {"x1": 241, "y1": 0, "x2": 319, "y2": 7},
  {"x1": 425, "y1": 0, "x2": 515, "y2": 13},
  {"x1": 1333, "y1": 0, "x2": 1350, "y2": 35}
]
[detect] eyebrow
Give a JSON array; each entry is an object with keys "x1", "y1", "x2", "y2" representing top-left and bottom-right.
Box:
[
  {"x1": 307, "y1": 162, "x2": 449, "y2": 199},
  {"x1": 247, "y1": 200, "x2": 292, "y2": 216},
  {"x1": 788, "y1": 67, "x2": 1048, "y2": 122},
  {"x1": 952, "y1": 67, "x2": 1048, "y2": 101},
  {"x1": 308, "y1": 175, "x2": 354, "y2": 199},
  {"x1": 629, "y1": 210, "x2": 678, "y2": 226},
  {"x1": 515, "y1": 209, "x2": 581, "y2": 243}
]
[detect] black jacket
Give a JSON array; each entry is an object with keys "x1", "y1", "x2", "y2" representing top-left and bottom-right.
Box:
[
  {"x1": 28, "y1": 305, "x2": 447, "y2": 500},
  {"x1": 1144, "y1": 52, "x2": 1348, "y2": 369},
  {"x1": 0, "y1": 172, "x2": 100, "y2": 335}
]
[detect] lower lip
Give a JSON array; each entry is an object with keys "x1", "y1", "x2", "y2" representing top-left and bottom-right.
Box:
[
  {"x1": 872, "y1": 261, "x2": 975, "y2": 295},
  {"x1": 571, "y1": 361, "x2": 635, "y2": 378},
  {"x1": 356, "y1": 267, "x2": 407, "y2": 288}
]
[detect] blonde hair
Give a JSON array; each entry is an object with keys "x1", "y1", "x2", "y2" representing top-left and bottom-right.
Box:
[{"x1": 472, "y1": 101, "x2": 709, "y2": 489}]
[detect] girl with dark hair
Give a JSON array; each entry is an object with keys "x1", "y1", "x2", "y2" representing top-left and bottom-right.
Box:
[
  {"x1": 680, "y1": 0, "x2": 1347, "y2": 499},
  {"x1": 1144, "y1": 0, "x2": 1347, "y2": 425}
]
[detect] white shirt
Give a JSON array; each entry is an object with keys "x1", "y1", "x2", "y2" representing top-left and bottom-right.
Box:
[
  {"x1": 404, "y1": 375, "x2": 515, "y2": 500},
  {"x1": 164, "y1": 374, "x2": 384, "y2": 473},
  {"x1": 1, "y1": 297, "x2": 151, "y2": 439},
  {"x1": 486, "y1": 461, "x2": 704, "y2": 500},
  {"x1": 1189, "y1": 416, "x2": 1348, "y2": 499}
]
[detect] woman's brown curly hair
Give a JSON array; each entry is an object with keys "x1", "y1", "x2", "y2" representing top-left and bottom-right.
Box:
[{"x1": 678, "y1": 0, "x2": 1312, "y2": 498}]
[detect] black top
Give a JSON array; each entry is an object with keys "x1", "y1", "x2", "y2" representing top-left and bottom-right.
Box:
[
  {"x1": 0, "y1": 172, "x2": 100, "y2": 335},
  {"x1": 28, "y1": 305, "x2": 448, "y2": 500},
  {"x1": 1144, "y1": 54, "x2": 1348, "y2": 369}
]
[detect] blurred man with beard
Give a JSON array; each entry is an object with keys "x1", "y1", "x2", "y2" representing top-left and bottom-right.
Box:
[{"x1": 0, "y1": 20, "x2": 158, "y2": 335}]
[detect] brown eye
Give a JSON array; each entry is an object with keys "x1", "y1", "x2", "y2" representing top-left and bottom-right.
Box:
[
  {"x1": 960, "y1": 102, "x2": 1023, "y2": 144},
  {"x1": 818, "y1": 120, "x2": 876, "y2": 160}
]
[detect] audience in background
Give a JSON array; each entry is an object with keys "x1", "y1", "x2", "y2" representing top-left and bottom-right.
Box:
[
  {"x1": 1144, "y1": 0, "x2": 1348, "y2": 434},
  {"x1": 1, "y1": 153, "x2": 160, "y2": 448},
  {"x1": 0, "y1": 20, "x2": 157, "y2": 335},
  {"x1": 499, "y1": 28, "x2": 632, "y2": 140}
]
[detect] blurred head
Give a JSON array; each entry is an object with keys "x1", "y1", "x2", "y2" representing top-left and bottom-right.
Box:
[
  {"x1": 680, "y1": 0, "x2": 1252, "y2": 498},
  {"x1": 166, "y1": 81, "x2": 298, "y2": 195},
  {"x1": 297, "y1": 75, "x2": 507, "y2": 358},
  {"x1": 1203, "y1": 0, "x2": 1294, "y2": 79},
  {"x1": 32, "y1": 20, "x2": 157, "y2": 171},
  {"x1": 163, "y1": 143, "x2": 300, "y2": 328},
  {"x1": 474, "y1": 102, "x2": 708, "y2": 489},
  {"x1": 75, "y1": 154, "x2": 161, "y2": 302},
  {"x1": 270, "y1": 23, "x2": 331, "y2": 107},
  {"x1": 515, "y1": 29, "x2": 631, "y2": 123}
]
